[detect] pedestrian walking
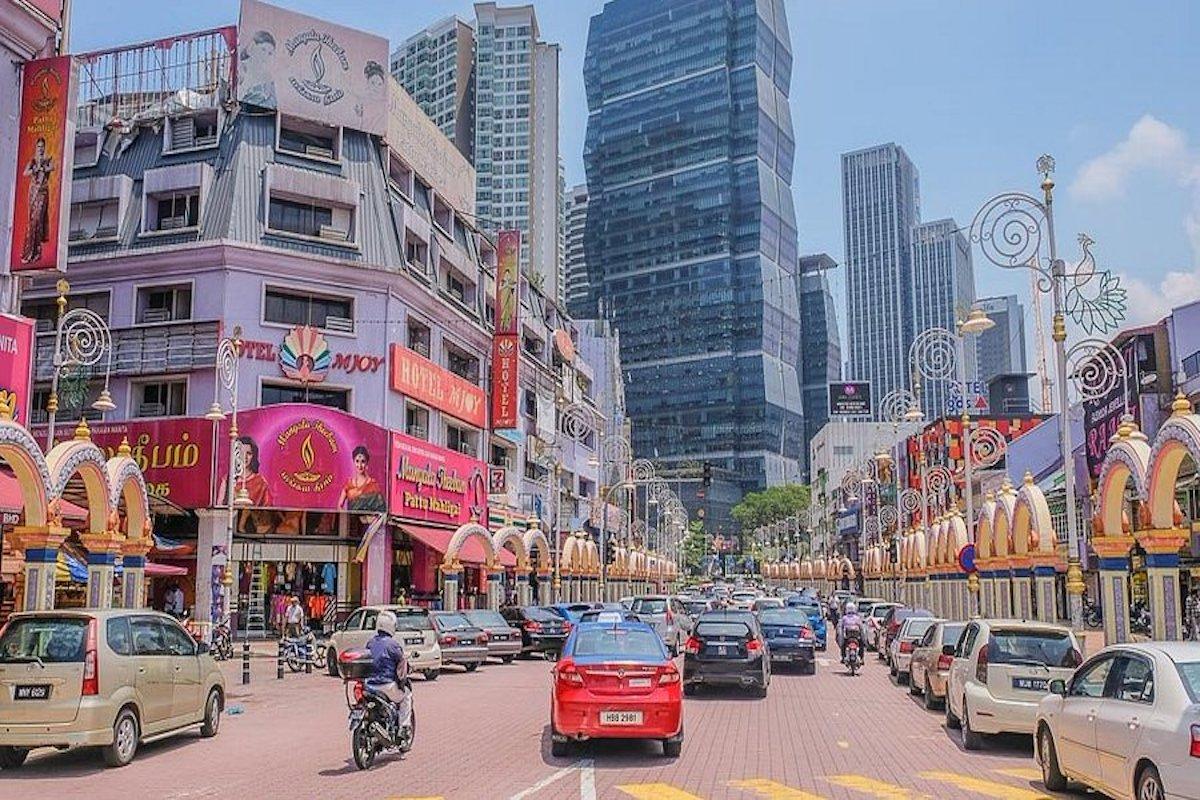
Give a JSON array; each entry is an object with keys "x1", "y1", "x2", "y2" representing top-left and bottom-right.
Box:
[
  {"x1": 1186, "y1": 585, "x2": 1200, "y2": 642},
  {"x1": 283, "y1": 595, "x2": 305, "y2": 639}
]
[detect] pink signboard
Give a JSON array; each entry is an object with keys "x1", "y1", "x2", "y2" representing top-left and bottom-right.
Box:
[
  {"x1": 0, "y1": 314, "x2": 34, "y2": 424},
  {"x1": 218, "y1": 404, "x2": 389, "y2": 512},
  {"x1": 389, "y1": 432, "x2": 487, "y2": 527}
]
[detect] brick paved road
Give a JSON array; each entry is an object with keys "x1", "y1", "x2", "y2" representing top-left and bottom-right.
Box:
[{"x1": 1, "y1": 649, "x2": 1089, "y2": 800}]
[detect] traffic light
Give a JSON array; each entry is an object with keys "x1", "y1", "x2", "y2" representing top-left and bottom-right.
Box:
[{"x1": 702, "y1": 461, "x2": 712, "y2": 487}]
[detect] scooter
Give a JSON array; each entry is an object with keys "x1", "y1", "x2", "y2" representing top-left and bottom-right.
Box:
[
  {"x1": 842, "y1": 627, "x2": 863, "y2": 677},
  {"x1": 340, "y1": 652, "x2": 416, "y2": 770}
]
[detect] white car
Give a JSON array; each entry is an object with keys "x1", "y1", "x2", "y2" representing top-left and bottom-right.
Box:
[
  {"x1": 327, "y1": 605, "x2": 442, "y2": 681},
  {"x1": 945, "y1": 619, "x2": 1082, "y2": 750},
  {"x1": 889, "y1": 616, "x2": 941, "y2": 682},
  {"x1": 865, "y1": 603, "x2": 900, "y2": 651},
  {"x1": 1035, "y1": 642, "x2": 1200, "y2": 800},
  {"x1": 729, "y1": 591, "x2": 760, "y2": 611}
]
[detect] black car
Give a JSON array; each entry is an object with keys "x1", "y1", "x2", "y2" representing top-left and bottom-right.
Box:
[
  {"x1": 756, "y1": 607, "x2": 816, "y2": 674},
  {"x1": 682, "y1": 610, "x2": 770, "y2": 697},
  {"x1": 500, "y1": 605, "x2": 570, "y2": 657}
]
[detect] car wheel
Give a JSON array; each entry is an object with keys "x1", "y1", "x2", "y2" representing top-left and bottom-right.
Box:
[
  {"x1": 423, "y1": 669, "x2": 439, "y2": 681},
  {"x1": 923, "y1": 677, "x2": 939, "y2": 710},
  {"x1": 961, "y1": 702, "x2": 983, "y2": 751},
  {"x1": 1038, "y1": 726, "x2": 1067, "y2": 792},
  {"x1": 804, "y1": 661, "x2": 816, "y2": 675},
  {"x1": 0, "y1": 746, "x2": 28, "y2": 770},
  {"x1": 200, "y1": 688, "x2": 222, "y2": 738},
  {"x1": 662, "y1": 738, "x2": 682, "y2": 757},
  {"x1": 1136, "y1": 763, "x2": 1165, "y2": 800},
  {"x1": 327, "y1": 648, "x2": 339, "y2": 677},
  {"x1": 502, "y1": 655, "x2": 516, "y2": 664},
  {"x1": 898, "y1": 670, "x2": 909, "y2": 686},
  {"x1": 464, "y1": 662, "x2": 479, "y2": 672},
  {"x1": 909, "y1": 673, "x2": 921, "y2": 695},
  {"x1": 944, "y1": 695, "x2": 960, "y2": 729},
  {"x1": 102, "y1": 707, "x2": 139, "y2": 768},
  {"x1": 683, "y1": 682, "x2": 698, "y2": 697}
]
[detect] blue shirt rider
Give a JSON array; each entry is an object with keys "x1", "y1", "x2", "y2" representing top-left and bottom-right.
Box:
[{"x1": 836, "y1": 601, "x2": 863, "y2": 662}]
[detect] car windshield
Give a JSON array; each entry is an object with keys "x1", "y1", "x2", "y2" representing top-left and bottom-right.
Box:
[
  {"x1": 464, "y1": 610, "x2": 506, "y2": 627},
  {"x1": 903, "y1": 619, "x2": 937, "y2": 639},
  {"x1": 392, "y1": 610, "x2": 433, "y2": 630},
  {"x1": 635, "y1": 599, "x2": 667, "y2": 614},
  {"x1": 871, "y1": 606, "x2": 894, "y2": 619},
  {"x1": 1176, "y1": 661, "x2": 1200, "y2": 703},
  {"x1": 758, "y1": 609, "x2": 808, "y2": 627},
  {"x1": 988, "y1": 630, "x2": 1077, "y2": 667},
  {"x1": 695, "y1": 621, "x2": 751, "y2": 638},
  {"x1": 526, "y1": 607, "x2": 562, "y2": 623},
  {"x1": 435, "y1": 613, "x2": 474, "y2": 631},
  {"x1": 0, "y1": 617, "x2": 88, "y2": 663},
  {"x1": 572, "y1": 627, "x2": 664, "y2": 659}
]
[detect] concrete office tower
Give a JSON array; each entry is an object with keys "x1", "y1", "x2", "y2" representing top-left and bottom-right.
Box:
[
  {"x1": 473, "y1": 2, "x2": 561, "y2": 302},
  {"x1": 912, "y1": 218, "x2": 976, "y2": 418},
  {"x1": 565, "y1": 183, "x2": 590, "y2": 319},
  {"x1": 797, "y1": 254, "x2": 842, "y2": 481},
  {"x1": 390, "y1": 16, "x2": 476, "y2": 162},
  {"x1": 842, "y1": 143, "x2": 920, "y2": 418},
  {"x1": 584, "y1": 0, "x2": 805, "y2": 506},
  {"x1": 975, "y1": 294, "x2": 1028, "y2": 385}
]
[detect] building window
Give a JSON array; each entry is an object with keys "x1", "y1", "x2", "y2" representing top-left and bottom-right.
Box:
[
  {"x1": 132, "y1": 379, "x2": 187, "y2": 417},
  {"x1": 407, "y1": 319, "x2": 431, "y2": 357},
  {"x1": 522, "y1": 388, "x2": 536, "y2": 418},
  {"x1": 405, "y1": 231, "x2": 429, "y2": 272},
  {"x1": 445, "y1": 269, "x2": 474, "y2": 306},
  {"x1": 164, "y1": 110, "x2": 219, "y2": 153},
  {"x1": 261, "y1": 382, "x2": 349, "y2": 411},
  {"x1": 267, "y1": 197, "x2": 346, "y2": 240},
  {"x1": 263, "y1": 287, "x2": 353, "y2": 333},
  {"x1": 276, "y1": 115, "x2": 340, "y2": 161},
  {"x1": 73, "y1": 129, "x2": 102, "y2": 169},
  {"x1": 446, "y1": 424, "x2": 478, "y2": 456},
  {"x1": 490, "y1": 443, "x2": 512, "y2": 468},
  {"x1": 446, "y1": 344, "x2": 479, "y2": 384},
  {"x1": 68, "y1": 199, "x2": 120, "y2": 242},
  {"x1": 136, "y1": 284, "x2": 192, "y2": 324},
  {"x1": 387, "y1": 152, "x2": 414, "y2": 199},
  {"x1": 405, "y1": 405, "x2": 429, "y2": 440},
  {"x1": 22, "y1": 291, "x2": 110, "y2": 332},
  {"x1": 149, "y1": 191, "x2": 200, "y2": 232}
]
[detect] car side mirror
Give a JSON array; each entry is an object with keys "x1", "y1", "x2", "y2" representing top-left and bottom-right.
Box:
[
  {"x1": 941, "y1": 644, "x2": 955, "y2": 657},
  {"x1": 1049, "y1": 679, "x2": 1067, "y2": 697}
]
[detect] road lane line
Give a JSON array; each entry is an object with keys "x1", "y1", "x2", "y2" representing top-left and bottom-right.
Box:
[
  {"x1": 824, "y1": 775, "x2": 925, "y2": 799},
  {"x1": 580, "y1": 758, "x2": 596, "y2": 800},
  {"x1": 919, "y1": 772, "x2": 1051, "y2": 799},
  {"x1": 730, "y1": 777, "x2": 828, "y2": 799},
  {"x1": 992, "y1": 768, "x2": 1044, "y2": 782},
  {"x1": 617, "y1": 783, "x2": 705, "y2": 800},
  {"x1": 509, "y1": 759, "x2": 591, "y2": 800}
]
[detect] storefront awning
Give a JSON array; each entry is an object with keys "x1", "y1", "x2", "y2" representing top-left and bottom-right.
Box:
[
  {"x1": 0, "y1": 471, "x2": 87, "y2": 519},
  {"x1": 399, "y1": 523, "x2": 517, "y2": 567}
]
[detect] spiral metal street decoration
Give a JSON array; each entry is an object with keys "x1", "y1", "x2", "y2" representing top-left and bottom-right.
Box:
[
  {"x1": 559, "y1": 402, "x2": 597, "y2": 442},
  {"x1": 603, "y1": 436, "x2": 632, "y2": 467},
  {"x1": 898, "y1": 489, "x2": 921, "y2": 515},
  {"x1": 215, "y1": 335, "x2": 239, "y2": 394},
  {"x1": 969, "y1": 425, "x2": 1008, "y2": 469},
  {"x1": 910, "y1": 327, "x2": 958, "y2": 382},
  {"x1": 647, "y1": 478, "x2": 670, "y2": 502},
  {"x1": 968, "y1": 191, "x2": 1053, "y2": 292},
  {"x1": 879, "y1": 504, "x2": 898, "y2": 531},
  {"x1": 925, "y1": 465, "x2": 953, "y2": 509},
  {"x1": 879, "y1": 388, "x2": 920, "y2": 424},
  {"x1": 630, "y1": 458, "x2": 656, "y2": 483},
  {"x1": 840, "y1": 468, "x2": 862, "y2": 500},
  {"x1": 863, "y1": 516, "x2": 880, "y2": 537},
  {"x1": 1065, "y1": 337, "x2": 1126, "y2": 403},
  {"x1": 56, "y1": 308, "x2": 112, "y2": 377}
]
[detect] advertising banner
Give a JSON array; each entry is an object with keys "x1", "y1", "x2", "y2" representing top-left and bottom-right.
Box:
[
  {"x1": 0, "y1": 315, "x2": 34, "y2": 424},
  {"x1": 237, "y1": 0, "x2": 389, "y2": 136},
  {"x1": 11, "y1": 55, "x2": 77, "y2": 273},
  {"x1": 70, "y1": 419, "x2": 216, "y2": 509},
  {"x1": 389, "y1": 432, "x2": 487, "y2": 527},
  {"x1": 1081, "y1": 333, "x2": 1152, "y2": 484},
  {"x1": 828, "y1": 381, "x2": 872, "y2": 416},
  {"x1": 490, "y1": 334, "x2": 519, "y2": 429},
  {"x1": 217, "y1": 404, "x2": 389, "y2": 512},
  {"x1": 389, "y1": 344, "x2": 487, "y2": 428},
  {"x1": 495, "y1": 230, "x2": 520, "y2": 335}
]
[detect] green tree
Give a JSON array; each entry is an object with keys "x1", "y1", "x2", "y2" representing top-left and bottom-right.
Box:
[
  {"x1": 730, "y1": 484, "x2": 811, "y2": 532},
  {"x1": 681, "y1": 520, "x2": 710, "y2": 576}
]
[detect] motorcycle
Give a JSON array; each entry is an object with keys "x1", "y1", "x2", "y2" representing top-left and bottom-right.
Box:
[
  {"x1": 842, "y1": 627, "x2": 863, "y2": 677},
  {"x1": 283, "y1": 630, "x2": 327, "y2": 672},
  {"x1": 1130, "y1": 601, "x2": 1151, "y2": 636},
  {"x1": 340, "y1": 651, "x2": 416, "y2": 770},
  {"x1": 1083, "y1": 600, "x2": 1102, "y2": 630}
]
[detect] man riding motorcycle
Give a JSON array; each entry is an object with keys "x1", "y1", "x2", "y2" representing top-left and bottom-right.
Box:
[
  {"x1": 365, "y1": 610, "x2": 412, "y2": 736},
  {"x1": 836, "y1": 600, "x2": 864, "y2": 663}
]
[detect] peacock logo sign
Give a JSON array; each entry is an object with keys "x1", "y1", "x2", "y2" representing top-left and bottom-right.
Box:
[{"x1": 284, "y1": 28, "x2": 349, "y2": 107}]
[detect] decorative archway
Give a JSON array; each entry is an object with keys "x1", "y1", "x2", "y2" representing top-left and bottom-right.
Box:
[
  {"x1": 46, "y1": 429, "x2": 112, "y2": 536},
  {"x1": 0, "y1": 412, "x2": 56, "y2": 611},
  {"x1": 1145, "y1": 406, "x2": 1200, "y2": 529},
  {"x1": 493, "y1": 526, "x2": 529, "y2": 570},
  {"x1": 442, "y1": 521, "x2": 494, "y2": 611},
  {"x1": 1096, "y1": 428, "x2": 1150, "y2": 538},
  {"x1": 522, "y1": 524, "x2": 553, "y2": 573}
]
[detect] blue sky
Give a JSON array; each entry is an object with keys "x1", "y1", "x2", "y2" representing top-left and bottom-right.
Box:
[{"x1": 72, "y1": 1, "x2": 1200, "y2": 338}]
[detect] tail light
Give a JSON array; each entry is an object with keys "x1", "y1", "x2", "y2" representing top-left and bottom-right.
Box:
[
  {"x1": 82, "y1": 618, "x2": 99, "y2": 696},
  {"x1": 936, "y1": 653, "x2": 954, "y2": 671},
  {"x1": 556, "y1": 660, "x2": 583, "y2": 686},
  {"x1": 524, "y1": 620, "x2": 543, "y2": 632},
  {"x1": 899, "y1": 641, "x2": 914, "y2": 654},
  {"x1": 439, "y1": 634, "x2": 458, "y2": 646},
  {"x1": 745, "y1": 638, "x2": 763, "y2": 653},
  {"x1": 563, "y1": 621, "x2": 573, "y2": 634},
  {"x1": 975, "y1": 643, "x2": 989, "y2": 684},
  {"x1": 352, "y1": 680, "x2": 365, "y2": 703},
  {"x1": 684, "y1": 636, "x2": 701, "y2": 655},
  {"x1": 658, "y1": 665, "x2": 680, "y2": 685},
  {"x1": 1190, "y1": 724, "x2": 1200, "y2": 759}
]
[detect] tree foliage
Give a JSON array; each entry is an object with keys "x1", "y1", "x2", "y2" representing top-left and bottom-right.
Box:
[
  {"x1": 730, "y1": 484, "x2": 811, "y2": 532},
  {"x1": 681, "y1": 520, "x2": 709, "y2": 576}
]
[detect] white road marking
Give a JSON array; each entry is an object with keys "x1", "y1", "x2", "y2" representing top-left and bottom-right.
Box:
[
  {"x1": 509, "y1": 759, "x2": 591, "y2": 799},
  {"x1": 580, "y1": 758, "x2": 596, "y2": 800}
]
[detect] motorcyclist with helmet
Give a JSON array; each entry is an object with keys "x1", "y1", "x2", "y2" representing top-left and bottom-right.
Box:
[
  {"x1": 366, "y1": 610, "x2": 412, "y2": 737},
  {"x1": 836, "y1": 600, "x2": 864, "y2": 664}
]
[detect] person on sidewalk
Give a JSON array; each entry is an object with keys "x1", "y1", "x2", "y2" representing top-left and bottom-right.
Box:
[
  {"x1": 283, "y1": 596, "x2": 305, "y2": 639},
  {"x1": 1186, "y1": 585, "x2": 1200, "y2": 642}
]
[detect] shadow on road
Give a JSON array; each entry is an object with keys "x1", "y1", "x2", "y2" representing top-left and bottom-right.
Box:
[{"x1": 0, "y1": 730, "x2": 198, "y2": 780}]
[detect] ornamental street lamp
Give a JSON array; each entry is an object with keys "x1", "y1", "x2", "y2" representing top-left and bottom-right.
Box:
[{"x1": 46, "y1": 279, "x2": 115, "y2": 449}]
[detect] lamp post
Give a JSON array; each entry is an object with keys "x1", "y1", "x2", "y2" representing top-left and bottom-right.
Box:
[
  {"x1": 969, "y1": 155, "x2": 1128, "y2": 629},
  {"x1": 46, "y1": 279, "x2": 115, "y2": 449}
]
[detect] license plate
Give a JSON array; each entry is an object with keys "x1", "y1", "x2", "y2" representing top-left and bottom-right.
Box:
[
  {"x1": 1012, "y1": 676, "x2": 1049, "y2": 692},
  {"x1": 775, "y1": 654, "x2": 791, "y2": 661},
  {"x1": 628, "y1": 677, "x2": 652, "y2": 688},
  {"x1": 404, "y1": 637, "x2": 422, "y2": 645},
  {"x1": 14, "y1": 684, "x2": 49, "y2": 700},
  {"x1": 716, "y1": 645, "x2": 728, "y2": 655},
  {"x1": 600, "y1": 710, "x2": 643, "y2": 726}
]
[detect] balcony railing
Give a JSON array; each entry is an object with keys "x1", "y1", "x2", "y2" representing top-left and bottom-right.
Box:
[{"x1": 35, "y1": 320, "x2": 220, "y2": 381}]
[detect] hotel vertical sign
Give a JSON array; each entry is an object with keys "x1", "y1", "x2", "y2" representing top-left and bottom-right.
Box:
[{"x1": 491, "y1": 230, "x2": 521, "y2": 429}]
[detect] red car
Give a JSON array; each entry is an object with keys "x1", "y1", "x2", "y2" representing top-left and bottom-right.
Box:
[{"x1": 550, "y1": 619, "x2": 683, "y2": 757}]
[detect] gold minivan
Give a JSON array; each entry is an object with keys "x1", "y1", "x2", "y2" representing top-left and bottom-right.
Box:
[{"x1": 0, "y1": 609, "x2": 225, "y2": 768}]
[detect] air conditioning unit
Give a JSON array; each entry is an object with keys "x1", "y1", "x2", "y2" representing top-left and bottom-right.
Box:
[
  {"x1": 159, "y1": 215, "x2": 189, "y2": 230},
  {"x1": 411, "y1": 342, "x2": 430, "y2": 357},
  {"x1": 142, "y1": 307, "x2": 172, "y2": 323},
  {"x1": 305, "y1": 144, "x2": 335, "y2": 159},
  {"x1": 318, "y1": 225, "x2": 348, "y2": 242},
  {"x1": 407, "y1": 426, "x2": 427, "y2": 439},
  {"x1": 138, "y1": 402, "x2": 166, "y2": 417},
  {"x1": 324, "y1": 316, "x2": 354, "y2": 333}
]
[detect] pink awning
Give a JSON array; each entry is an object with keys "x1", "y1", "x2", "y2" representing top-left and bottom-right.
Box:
[
  {"x1": 400, "y1": 524, "x2": 516, "y2": 567},
  {"x1": 0, "y1": 471, "x2": 87, "y2": 519},
  {"x1": 144, "y1": 561, "x2": 188, "y2": 577}
]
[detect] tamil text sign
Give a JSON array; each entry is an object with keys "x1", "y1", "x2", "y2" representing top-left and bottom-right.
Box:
[{"x1": 80, "y1": 419, "x2": 215, "y2": 508}]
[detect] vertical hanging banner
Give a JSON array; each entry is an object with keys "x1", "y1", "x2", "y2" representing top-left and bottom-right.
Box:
[
  {"x1": 0, "y1": 314, "x2": 34, "y2": 423},
  {"x1": 11, "y1": 55, "x2": 78, "y2": 272},
  {"x1": 491, "y1": 229, "x2": 521, "y2": 429}
]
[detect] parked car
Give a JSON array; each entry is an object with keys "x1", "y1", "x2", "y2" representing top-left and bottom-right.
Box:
[
  {"x1": 856, "y1": 597, "x2": 887, "y2": 614},
  {"x1": 1035, "y1": 642, "x2": 1200, "y2": 800},
  {"x1": 500, "y1": 605, "x2": 571, "y2": 657},
  {"x1": 629, "y1": 595, "x2": 692, "y2": 655},
  {"x1": 880, "y1": 607, "x2": 931, "y2": 660},
  {"x1": 429, "y1": 612, "x2": 489, "y2": 672},
  {"x1": 578, "y1": 605, "x2": 640, "y2": 623},
  {"x1": 0, "y1": 609, "x2": 224, "y2": 769},
  {"x1": 889, "y1": 616, "x2": 942, "y2": 682},
  {"x1": 908, "y1": 621, "x2": 966, "y2": 709},
  {"x1": 756, "y1": 607, "x2": 816, "y2": 674},
  {"x1": 728, "y1": 591, "x2": 760, "y2": 611},
  {"x1": 865, "y1": 603, "x2": 902, "y2": 651},
  {"x1": 682, "y1": 610, "x2": 770, "y2": 697},
  {"x1": 462, "y1": 609, "x2": 523, "y2": 663},
  {"x1": 550, "y1": 619, "x2": 682, "y2": 758},
  {"x1": 327, "y1": 605, "x2": 441, "y2": 680},
  {"x1": 547, "y1": 603, "x2": 602, "y2": 624},
  {"x1": 785, "y1": 597, "x2": 827, "y2": 650},
  {"x1": 946, "y1": 619, "x2": 1083, "y2": 750},
  {"x1": 751, "y1": 598, "x2": 785, "y2": 613},
  {"x1": 679, "y1": 598, "x2": 715, "y2": 619}
]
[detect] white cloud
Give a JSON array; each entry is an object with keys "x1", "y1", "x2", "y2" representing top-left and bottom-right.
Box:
[
  {"x1": 1071, "y1": 115, "x2": 1200, "y2": 264},
  {"x1": 1118, "y1": 265, "x2": 1200, "y2": 325}
]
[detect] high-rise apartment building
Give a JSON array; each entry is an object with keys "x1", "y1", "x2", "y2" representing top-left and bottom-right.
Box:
[
  {"x1": 842, "y1": 143, "x2": 921, "y2": 418},
  {"x1": 911, "y1": 218, "x2": 976, "y2": 418},
  {"x1": 797, "y1": 254, "x2": 842, "y2": 481},
  {"x1": 390, "y1": 16, "x2": 475, "y2": 162},
  {"x1": 975, "y1": 294, "x2": 1028, "y2": 385},
  {"x1": 565, "y1": 183, "x2": 590, "y2": 318},
  {"x1": 584, "y1": 0, "x2": 805, "y2": 506}
]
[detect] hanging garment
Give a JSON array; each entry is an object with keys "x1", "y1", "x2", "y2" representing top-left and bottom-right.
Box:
[{"x1": 322, "y1": 562, "x2": 337, "y2": 592}]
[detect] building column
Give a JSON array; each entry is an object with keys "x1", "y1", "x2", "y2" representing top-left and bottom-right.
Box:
[
  {"x1": 11, "y1": 526, "x2": 69, "y2": 612},
  {"x1": 80, "y1": 531, "x2": 124, "y2": 609},
  {"x1": 120, "y1": 537, "x2": 153, "y2": 610},
  {"x1": 516, "y1": 568, "x2": 532, "y2": 607},
  {"x1": 1092, "y1": 536, "x2": 1135, "y2": 645},
  {"x1": 536, "y1": 569, "x2": 553, "y2": 605},
  {"x1": 486, "y1": 567, "x2": 504, "y2": 611},
  {"x1": 1032, "y1": 562, "x2": 1057, "y2": 623},
  {"x1": 1138, "y1": 530, "x2": 1189, "y2": 641},
  {"x1": 442, "y1": 567, "x2": 461, "y2": 612},
  {"x1": 995, "y1": 565, "x2": 1014, "y2": 618},
  {"x1": 194, "y1": 509, "x2": 223, "y2": 641},
  {"x1": 1009, "y1": 560, "x2": 1033, "y2": 621}
]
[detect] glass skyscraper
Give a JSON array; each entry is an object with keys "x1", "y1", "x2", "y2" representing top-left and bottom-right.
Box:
[
  {"x1": 583, "y1": 0, "x2": 804, "y2": 497},
  {"x1": 797, "y1": 254, "x2": 842, "y2": 481},
  {"x1": 911, "y1": 218, "x2": 975, "y2": 418}
]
